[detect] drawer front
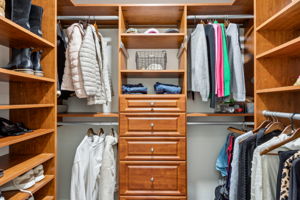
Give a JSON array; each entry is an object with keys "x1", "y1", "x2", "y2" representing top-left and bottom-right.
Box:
[
  {"x1": 120, "y1": 113, "x2": 186, "y2": 137},
  {"x1": 120, "y1": 161, "x2": 186, "y2": 196},
  {"x1": 119, "y1": 137, "x2": 186, "y2": 161},
  {"x1": 120, "y1": 196, "x2": 187, "y2": 200},
  {"x1": 120, "y1": 95, "x2": 186, "y2": 112}
]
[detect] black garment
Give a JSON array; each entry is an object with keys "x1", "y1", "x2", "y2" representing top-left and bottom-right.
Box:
[
  {"x1": 204, "y1": 24, "x2": 216, "y2": 108},
  {"x1": 57, "y1": 23, "x2": 67, "y2": 91},
  {"x1": 237, "y1": 128, "x2": 281, "y2": 200},
  {"x1": 289, "y1": 158, "x2": 300, "y2": 200},
  {"x1": 187, "y1": 36, "x2": 195, "y2": 100},
  {"x1": 276, "y1": 150, "x2": 298, "y2": 200}
]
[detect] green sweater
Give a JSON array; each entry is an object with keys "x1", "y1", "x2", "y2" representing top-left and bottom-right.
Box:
[{"x1": 220, "y1": 24, "x2": 231, "y2": 97}]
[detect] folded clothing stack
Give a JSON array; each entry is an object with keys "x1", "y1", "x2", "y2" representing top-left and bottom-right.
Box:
[
  {"x1": 154, "y1": 82, "x2": 181, "y2": 94},
  {"x1": 122, "y1": 83, "x2": 148, "y2": 94}
]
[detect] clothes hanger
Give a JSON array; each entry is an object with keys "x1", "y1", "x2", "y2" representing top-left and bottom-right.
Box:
[
  {"x1": 224, "y1": 16, "x2": 230, "y2": 28},
  {"x1": 110, "y1": 128, "x2": 115, "y2": 136},
  {"x1": 97, "y1": 128, "x2": 104, "y2": 136},
  {"x1": 227, "y1": 127, "x2": 245, "y2": 135},
  {"x1": 264, "y1": 113, "x2": 284, "y2": 134}
]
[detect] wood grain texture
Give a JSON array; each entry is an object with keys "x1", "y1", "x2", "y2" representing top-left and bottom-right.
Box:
[
  {"x1": 119, "y1": 161, "x2": 186, "y2": 196},
  {"x1": 0, "y1": 68, "x2": 55, "y2": 83},
  {"x1": 256, "y1": 86, "x2": 300, "y2": 94},
  {"x1": 0, "y1": 104, "x2": 54, "y2": 110},
  {"x1": 120, "y1": 95, "x2": 186, "y2": 113},
  {"x1": 119, "y1": 137, "x2": 186, "y2": 161},
  {"x1": 187, "y1": 113, "x2": 254, "y2": 117},
  {"x1": 120, "y1": 197, "x2": 186, "y2": 200},
  {"x1": 40, "y1": 196, "x2": 54, "y2": 200}
]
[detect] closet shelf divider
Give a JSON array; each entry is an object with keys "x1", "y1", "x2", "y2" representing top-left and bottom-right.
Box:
[
  {"x1": 256, "y1": 85, "x2": 300, "y2": 94},
  {"x1": 120, "y1": 70, "x2": 185, "y2": 78},
  {"x1": 0, "y1": 104, "x2": 55, "y2": 110},
  {"x1": 187, "y1": 113, "x2": 254, "y2": 117},
  {"x1": 40, "y1": 196, "x2": 54, "y2": 200},
  {"x1": 0, "y1": 17, "x2": 55, "y2": 48}
]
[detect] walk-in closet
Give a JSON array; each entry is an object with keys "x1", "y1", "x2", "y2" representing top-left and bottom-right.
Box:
[{"x1": 0, "y1": 0, "x2": 299, "y2": 199}]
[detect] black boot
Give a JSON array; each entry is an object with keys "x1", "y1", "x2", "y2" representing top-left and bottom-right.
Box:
[
  {"x1": 5, "y1": 0, "x2": 32, "y2": 30},
  {"x1": 29, "y1": 5, "x2": 43, "y2": 37},
  {"x1": 31, "y1": 51, "x2": 44, "y2": 77},
  {"x1": 15, "y1": 48, "x2": 34, "y2": 74},
  {"x1": 1, "y1": 48, "x2": 22, "y2": 70}
]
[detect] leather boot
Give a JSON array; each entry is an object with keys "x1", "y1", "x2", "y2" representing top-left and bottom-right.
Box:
[
  {"x1": 1, "y1": 48, "x2": 22, "y2": 70},
  {"x1": 0, "y1": 0, "x2": 5, "y2": 17},
  {"x1": 15, "y1": 48, "x2": 34, "y2": 74},
  {"x1": 31, "y1": 51, "x2": 44, "y2": 77},
  {"x1": 5, "y1": 0, "x2": 32, "y2": 30},
  {"x1": 29, "y1": 5, "x2": 43, "y2": 36}
]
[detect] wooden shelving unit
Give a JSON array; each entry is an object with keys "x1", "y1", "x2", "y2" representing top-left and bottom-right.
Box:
[
  {"x1": 41, "y1": 196, "x2": 54, "y2": 200},
  {"x1": 255, "y1": 0, "x2": 300, "y2": 125},
  {"x1": 187, "y1": 113, "x2": 254, "y2": 117},
  {"x1": 0, "y1": 0, "x2": 57, "y2": 198},
  {"x1": 121, "y1": 69, "x2": 185, "y2": 78}
]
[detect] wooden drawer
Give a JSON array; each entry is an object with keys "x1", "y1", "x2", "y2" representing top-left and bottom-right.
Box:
[
  {"x1": 120, "y1": 95, "x2": 185, "y2": 113},
  {"x1": 120, "y1": 161, "x2": 186, "y2": 196},
  {"x1": 119, "y1": 137, "x2": 186, "y2": 161},
  {"x1": 120, "y1": 113, "x2": 186, "y2": 137},
  {"x1": 120, "y1": 196, "x2": 187, "y2": 200}
]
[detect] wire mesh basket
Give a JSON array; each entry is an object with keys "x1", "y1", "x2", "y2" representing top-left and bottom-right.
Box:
[{"x1": 135, "y1": 50, "x2": 167, "y2": 70}]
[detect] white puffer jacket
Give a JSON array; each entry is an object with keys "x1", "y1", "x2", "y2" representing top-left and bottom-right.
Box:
[
  {"x1": 79, "y1": 25, "x2": 111, "y2": 105},
  {"x1": 66, "y1": 23, "x2": 87, "y2": 98},
  {"x1": 61, "y1": 47, "x2": 74, "y2": 91}
]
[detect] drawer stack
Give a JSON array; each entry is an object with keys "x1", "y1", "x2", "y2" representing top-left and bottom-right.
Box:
[{"x1": 119, "y1": 95, "x2": 187, "y2": 200}]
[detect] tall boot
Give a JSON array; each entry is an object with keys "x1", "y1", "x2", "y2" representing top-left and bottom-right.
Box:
[
  {"x1": 15, "y1": 48, "x2": 34, "y2": 74},
  {"x1": 31, "y1": 51, "x2": 44, "y2": 77},
  {"x1": 0, "y1": 0, "x2": 5, "y2": 17},
  {"x1": 5, "y1": 0, "x2": 32, "y2": 30},
  {"x1": 29, "y1": 5, "x2": 43, "y2": 37},
  {"x1": 1, "y1": 48, "x2": 22, "y2": 70}
]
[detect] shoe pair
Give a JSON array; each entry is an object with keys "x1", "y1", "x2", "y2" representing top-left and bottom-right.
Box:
[
  {"x1": 0, "y1": 118, "x2": 32, "y2": 137},
  {"x1": 0, "y1": 165, "x2": 45, "y2": 194}
]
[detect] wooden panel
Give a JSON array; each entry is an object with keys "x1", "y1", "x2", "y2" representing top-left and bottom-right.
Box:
[
  {"x1": 120, "y1": 196, "x2": 186, "y2": 200},
  {"x1": 0, "y1": 153, "x2": 54, "y2": 186},
  {"x1": 120, "y1": 137, "x2": 186, "y2": 161},
  {"x1": 0, "y1": 17, "x2": 54, "y2": 48},
  {"x1": 0, "y1": 104, "x2": 54, "y2": 110},
  {"x1": 256, "y1": 86, "x2": 300, "y2": 94},
  {"x1": 120, "y1": 95, "x2": 186, "y2": 112},
  {"x1": 58, "y1": 4, "x2": 119, "y2": 16},
  {"x1": 121, "y1": 70, "x2": 185, "y2": 78},
  {"x1": 0, "y1": 129, "x2": 54, "y2": 148},
  {"x1": 119, "y1": 161, "x2": 186, "y2": 196},
  {"x1": 40, "y1": 196, "x2": 54, "y2": 200},
  {"x1": 3, "y1": 175, "x2": 54, "y2": 200},
  {"x1": 121, "y1": 33, "x2": 185, "y2": 49},
  {"x1": 187, "y1": 113, "x2": 254, "y2": 117},
  {"x1": 120, "y1": 113, "x2": 186, "y2": 137},
  {"x1": 0, "y1": 69, "x2": 55, "y2": 83}
]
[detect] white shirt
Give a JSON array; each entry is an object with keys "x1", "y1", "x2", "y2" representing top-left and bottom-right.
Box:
[
  {"x1": 70, "y1": 134, "x2": 105, "y2": 200},
  {"x1": 229, "y1": 131, "x2": 254, "y2": 200}
]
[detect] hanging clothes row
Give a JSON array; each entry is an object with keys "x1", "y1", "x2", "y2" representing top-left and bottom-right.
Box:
[
  {"x1": 188, "y1": 21, "x2": 245, "y2": 109},
  {"x1": 70, "y1": 128, "x2": 118, "y2": 200},
  {"x1": 215, "y1": 117, "x2": 300, "y2": 200},
  {"x1": 57, "y1": 22, "x2": 113, "y2": 106}
]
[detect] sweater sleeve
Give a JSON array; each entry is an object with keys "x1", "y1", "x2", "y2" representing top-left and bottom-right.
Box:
[{"x1": 70, "y1": 162, "x2": 86, "y2": 200}]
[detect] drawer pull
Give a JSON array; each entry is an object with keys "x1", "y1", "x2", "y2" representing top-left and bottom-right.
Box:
[
  {"x1": 150, "y1": 147, "x2": 155, "y2": 153},
  {"x1": 150, "y1": 177, "x2": 154, "y2": 182},
  {"x1": 150, "y1": 102, "x2": 155, "y2": 106},
  {"x1": 150, "y1": 123, "x2": 155, "y2": 127}
]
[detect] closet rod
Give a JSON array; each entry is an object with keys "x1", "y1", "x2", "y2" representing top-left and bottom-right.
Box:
[
  {"x1": 263, "y1": 110, "x2": 300, "y2": 121},
  {"x1": 57, "y1": 16, "x2": 119, "y2": 21},
  {"x1": 187, "y1": 14, "x2": 254, "y2": 20},
  {"x1": 187, "y1": 121, "x2": 254, "y2": 126},
  {"x1": 58, "y1": 122, "x2": 119, "y2": 126}
]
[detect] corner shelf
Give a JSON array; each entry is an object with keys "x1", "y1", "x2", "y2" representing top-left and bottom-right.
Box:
[
  {"x1": 0, "y1": 129, "x2": 54, "y2": 148},
  {"x1": 0, "y1": 68, "x2": 55, "y2": 83},
  {"x1": 256, "y1": 85, "x2": 300, "y2": 94},
  {"x1": 256, "y1": 0, "x2": 300, "y2": 31},
  {"x1": 121, "y1": 70, "x2": 185, "y2": 78},
  {"x1": 121, "y1": 33, "x2": 185, "y2": 49},
  {"x1": 256, "y1": 36, "x2": 300, "y2": 58},
  {"x1": 187, "y1": 113, "x2": 254, "y2": 117},
  {"x1": 0, "y1": 16, "x2": 54, "y2": 48},
  {"x1": 3, "y1": 175, "x2": 54, "y2": 200},
  {"x1": 57, "y1": 112, "x2": 119, "y2": 118},
  {"x1": 0, "y1": 153, "x2": 54, "y2": 186},
  {"x1": 0, "y1": 104, "x2": 54, "y2": 110}
]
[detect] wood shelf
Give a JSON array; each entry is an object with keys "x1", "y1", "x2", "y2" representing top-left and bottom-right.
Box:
[
  {"x1": 0, "y1": 68, "x2": 55, "y2": 83},
  {"x1": 0, "y1": 104, "x2": 54, "y2": 110},
  {"x1": 256, "y1": 36, "x2": 300, "y2": 58},
  {"x1": 0, "y1": 153, "x2": 54, "y2": 186},
  {"x1": 121, "y1": 33, "x2": 185, "y2": 49},
  {"x1": 57, "y1": 112, "x2": 119, "y2": 118},
  {"x1": 187, "y1": 113, "x2": 254, "y2": 117},
  {"x1": 256, "y1": 0, "x2": 300, "y2": 31},
  {"x1": 121, "y1": 70, "x2": 185, "y2": 78},
  {"x1": 0, "y1": 129, "x2": 54, "y2": 149},
  {"x1": 0, "y1": 17, "x2": 54, "y2": 48},
  {"x1": 41, "y1": 196, "x2": 54, "y2": 200},
  {"x1": 256, "y1": 86, "x2": 300, "y2": 94},
  {"x1": 3, "y1": 175, "x2": 54, "y2": 200}
]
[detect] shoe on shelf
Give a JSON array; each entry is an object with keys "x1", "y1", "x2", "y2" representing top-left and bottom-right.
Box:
[
  {"x1": 31, "y1": 51, "x2": 44, "y2": 77},
  {"x1": 0, "y1": 117, "x2": 32, "y2": 137},
  {"x1": 1, "y1": 48, "x2": 22, "y2": 70},
  {"x1": 5, "y1": 0, "x2": 32, "y2": 30},
  {"x1": 33, "y1": 165, "x2": 45, "y2": 183},
  {"x1": 29, "y1": 5, "x2": 43, "y2": 37},
  {"x1": 0, "y1": 0, "x2": 5, "y2": 17},
  {"x1": 294, "y1": 76, "x2": 300, "y2": 86},
  {"x1": 0, "y1": 170, "x2": 35, "y2": 192},
  {"x1": 14, "y1": 48, "x2": 34, "y2": 75}
]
